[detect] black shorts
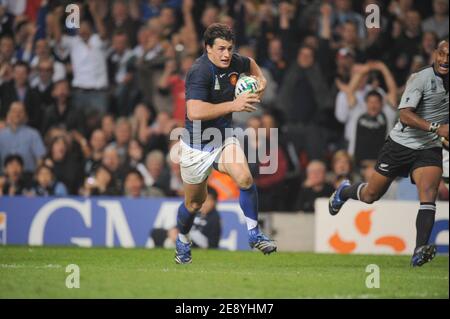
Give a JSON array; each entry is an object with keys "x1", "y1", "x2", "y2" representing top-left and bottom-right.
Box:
[{"x1": 375, "y1": 137, "x2": 443, "y2": 183}]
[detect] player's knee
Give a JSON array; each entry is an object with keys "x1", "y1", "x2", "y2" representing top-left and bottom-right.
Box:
[
  {"x1": 419, "y1": 186, "x2": 438, "y2": 202},
  {"x1": 235, "y1": 174, "x2": 253, "y2": 189}
]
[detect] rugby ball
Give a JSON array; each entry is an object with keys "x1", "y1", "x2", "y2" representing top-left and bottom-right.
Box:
[{"x1": 235, "y1": 76, "x2": 259, "y2": 98}]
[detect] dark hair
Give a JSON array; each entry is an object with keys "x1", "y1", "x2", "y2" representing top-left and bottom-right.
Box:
[
  {"x1": 3, "y1": 154, "x2": 24, "y2": 168},
  {"x1": 367, "y1": 70, "x2": 382, "y2": 85},
  {"x1": 365, "y1": 90, "x2": 383, "y2": 102},
  {"x1": 125, "y1": 168, "x2": 144, "y2": 182},
  {"x1": 95, "y1": 164, "x2": 112, "y2": 176},
  {"x1": 53, "y1": 78, "x2": 70, "y2": 88},
  {"x1": 204, "y1": 23, "x2": 235, "y2": 48},
  {"x1": 298, "y1": 45, "x2": 315, "y2": 54},
  {"x1": 113, "y1": 29, "x2": 128, "y2": 38},
  {"x1": 13, "y1": 61, "x2": 30, "y2": 73},
  {"x1": 0, "y1": 34, "x2": 14, "y2": 42},
  {"x1": 80, "y1": 18, "x2": 94, "y2": 29},
  {"x1": 35, "y1": 164, "x2": 54, "y2": 177},
  {"x1": 15, "y1": 20, "x2": 28, "y2": 34}
]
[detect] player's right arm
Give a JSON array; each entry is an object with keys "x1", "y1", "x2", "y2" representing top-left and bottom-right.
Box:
[
  {"x1": 187, "y1": 94, "x2": 260, "y2": 121},
  {"x1": 185, "y1": 61, "x2": 259, "y2": 121},
  {"x1": 399, "y1": 108, "x2": 449, "y2": 138},
  {"x1": 398, "y1": 71, "x2": 449, "y2": 138},
  {"x1": 400, "y1": 108, "x2": 448, "y2": 137}
]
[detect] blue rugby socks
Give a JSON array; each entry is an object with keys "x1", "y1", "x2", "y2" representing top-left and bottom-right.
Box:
[
  {"x1": 239, "y1": 184, "x2": 260, "y2": 232},
  {"x1": 176, "y1": 202, "x2": 196, "y2": 243}
]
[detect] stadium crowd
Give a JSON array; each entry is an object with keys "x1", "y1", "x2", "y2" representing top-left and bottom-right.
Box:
[{"x1": 0, "y1": 0, "x2": 448, "y2": 212}]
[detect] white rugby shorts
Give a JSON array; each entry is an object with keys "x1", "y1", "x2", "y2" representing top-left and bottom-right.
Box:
[{"x1": 179, "y1": 137, "x2": 240, "y2": 184}]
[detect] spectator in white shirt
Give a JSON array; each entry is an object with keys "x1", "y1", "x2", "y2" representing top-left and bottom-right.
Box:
[{"x1": 49, "y1": 3, "x2": 109, "y2": 116}]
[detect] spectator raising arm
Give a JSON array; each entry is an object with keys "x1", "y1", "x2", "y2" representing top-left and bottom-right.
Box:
[
  {"x1": 88, "y1": 0, "x2": 107, "y2": 41},
  {"x1": 336, "y1": 63, "x2": 372, "y2": 113},
  {"x1": 22, "y1": 23, "x2": 38, "y2": 62},
  {"x1": 347, "y1": 63, "x2": 371, "y2": 105},
  {"x1": 47, "y1": 5, "x2": 64, "y2": 44},
  {"x1": 319, "y1": 3, "x2": 333, "y2": 41},
  {"x1": 369, "y1": 61, "x2": 399, "y2": 108}
]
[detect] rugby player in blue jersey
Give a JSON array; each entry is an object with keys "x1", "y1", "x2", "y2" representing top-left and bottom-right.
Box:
[{"x1": 174, "y1": 23, "x2": 277, "y2": 264}]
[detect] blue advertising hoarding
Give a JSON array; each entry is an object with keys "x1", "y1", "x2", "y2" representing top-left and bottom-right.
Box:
[{"x1": 0, "y1": 197, "x2": 250, "y2": 250}]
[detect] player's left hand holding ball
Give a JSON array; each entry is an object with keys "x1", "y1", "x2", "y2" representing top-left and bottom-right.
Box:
[{"x1": 232, "y1": 92, "x2": 260, "y2": 113}]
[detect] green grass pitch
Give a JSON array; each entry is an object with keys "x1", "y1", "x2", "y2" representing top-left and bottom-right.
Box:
[{"x1": 0, "y1": 246, "x2": 448, "y2": 298}]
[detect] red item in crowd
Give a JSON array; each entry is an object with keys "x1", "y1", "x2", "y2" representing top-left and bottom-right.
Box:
[
  {"x1": 167, "y1": 75, "x2": 186, "y2": 125},
  {"x1": 25, "y1": 0, "x2": 42, "y2": 22}
]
